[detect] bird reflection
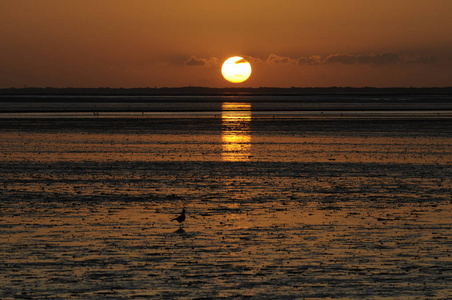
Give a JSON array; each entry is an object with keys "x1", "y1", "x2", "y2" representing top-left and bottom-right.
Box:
[
  {"x1": 221, "y1": 102, "x2": 252, "y2": 162},
  {"x1": 174, "y1": 227, "x2": 186, "y2": 234}
]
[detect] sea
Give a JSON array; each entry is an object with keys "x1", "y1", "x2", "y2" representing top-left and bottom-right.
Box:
[{"x1": 0, "y1": 94, "x2": 451, "y2": 299}]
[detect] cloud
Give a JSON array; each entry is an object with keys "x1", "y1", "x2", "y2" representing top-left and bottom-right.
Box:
[
  {"x1": 243, "y1": 56, "x2": 263, "y2": 64},
  {"x1": 324, "y1": 53, "x2": 400, "y2": 65},
  {"x1": 266, "y1": 54, "x2": 298, "y2": 64},
  {"x1": 184, "y1": 56, "x2": 205, "y2": 66},
  {"x1": 297, "y1": 55, "x2": 322, "y2": 65},
  {"x1": 236, "y1": 58, "x2": 248, "y2": 64},
  {"x1": 264, "y1": 53, "x2": 437, "y2": 66},
  {"x1": 405, "y1": 55, "x2": 437, "y2": 64},
  {"x1": 184, "y1": 56, "x2": 219, "y2": 66}
]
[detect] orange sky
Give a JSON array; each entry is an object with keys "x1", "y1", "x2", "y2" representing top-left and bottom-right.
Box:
[{"x1": 1, "y1": 0, "x2": 451, "y2": 88}]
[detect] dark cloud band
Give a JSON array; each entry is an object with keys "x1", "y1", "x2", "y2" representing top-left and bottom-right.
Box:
[
  {"x1": 184, "y1": 53, "x2": 436, "y2": 67},
  {"x1": 266, "y1": 53, "x2": 437, "y2": 66}
]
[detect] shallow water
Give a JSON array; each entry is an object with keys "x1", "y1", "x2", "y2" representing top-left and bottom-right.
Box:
[{"x1": 0, "y1": 101, "x2": 451, "y2": 299}]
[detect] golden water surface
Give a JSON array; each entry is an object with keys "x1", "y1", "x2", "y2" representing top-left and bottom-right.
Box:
[{"x1": 0, "y1": 107, "x2": 451, "y2": 299}]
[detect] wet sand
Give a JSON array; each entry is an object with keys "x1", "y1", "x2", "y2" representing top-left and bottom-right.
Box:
[{"x1": 0, "y1": 112, "x2": 451, "y2": 299}]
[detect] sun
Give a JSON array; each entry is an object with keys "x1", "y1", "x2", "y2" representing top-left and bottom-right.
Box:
[{"x1": 221, "y1": 56, "x2": 252, "y2": 83}]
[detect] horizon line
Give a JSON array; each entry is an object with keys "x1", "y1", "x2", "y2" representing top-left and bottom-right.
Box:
[{"x1": 2, "y1": 86, "x2": 452, "y2": 89}]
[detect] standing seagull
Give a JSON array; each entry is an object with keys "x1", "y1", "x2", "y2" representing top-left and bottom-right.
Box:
[{"x1": 171, "y1": 208, "x2": 186, "y2": 227}]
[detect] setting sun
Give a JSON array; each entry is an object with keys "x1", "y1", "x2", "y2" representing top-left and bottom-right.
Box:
[{"x1": 221, "y1": 56, "x2": 252, "y2": 83}]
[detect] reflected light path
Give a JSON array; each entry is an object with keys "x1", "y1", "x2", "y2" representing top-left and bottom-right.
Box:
[{"x1": 221, "y1": 102, "x2": 252, "y2": 162}]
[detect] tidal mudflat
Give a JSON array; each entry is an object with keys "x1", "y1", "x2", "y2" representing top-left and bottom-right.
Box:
[{"x1": 0, "y1": 106, "x2": 451, "y2": 299}]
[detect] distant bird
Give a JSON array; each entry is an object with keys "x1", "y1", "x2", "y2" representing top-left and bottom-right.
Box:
[{"x1": 171, "y1": 208, "x2": 186, "y2": 227}]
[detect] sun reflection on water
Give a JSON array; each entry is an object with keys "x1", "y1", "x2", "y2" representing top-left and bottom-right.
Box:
[{"x1": 222, "y1": 102, "x2": 252, "y2": 162}]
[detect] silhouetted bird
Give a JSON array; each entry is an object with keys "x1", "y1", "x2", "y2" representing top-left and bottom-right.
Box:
[{"x1": 172, "y1": 208, "x2": 186, "y2": 227}]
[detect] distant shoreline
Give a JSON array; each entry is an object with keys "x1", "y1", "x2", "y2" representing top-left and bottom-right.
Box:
[{"x1": 1, "y1": 86, "x2": 452, "y2": 96}]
